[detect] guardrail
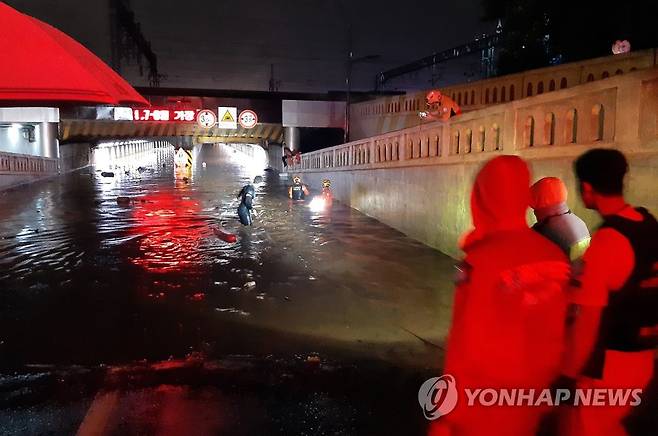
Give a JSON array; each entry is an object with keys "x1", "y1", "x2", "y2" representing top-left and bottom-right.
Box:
[
  {"x1": 0, "y1": 151, "x2": 58, "y2": 174},
  {"x1": 358, "y1": 49, "x2": 657, "y2": 118},
  {"x1": 289, "y1": 68, "x2": 658, "y2": 173}
]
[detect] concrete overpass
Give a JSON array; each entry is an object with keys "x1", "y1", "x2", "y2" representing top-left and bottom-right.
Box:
[{"x1": 0, "y1": 87, "x2": 354, "y2": 188}]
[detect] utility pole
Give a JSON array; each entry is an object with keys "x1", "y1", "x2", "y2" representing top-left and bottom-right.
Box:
[
  {"x1": 338, "y1": 2, "x2": 378, "y2": 143},
  {"x1": 344, "y1": 28, "x2": 379, "y2": 143},
  {"x1": 269, "y1": 64, "x2": 280, "y2": 92},
  {"x1": 344, "y1": 25, "x2": 352, "y2": 144}
]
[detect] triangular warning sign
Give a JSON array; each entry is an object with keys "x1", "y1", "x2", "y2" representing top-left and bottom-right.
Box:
[{"x1": 222, "y1": 110, "x2": 235, "y2": 122}]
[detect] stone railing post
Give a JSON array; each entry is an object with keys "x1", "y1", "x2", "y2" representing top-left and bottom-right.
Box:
[{"x1": 369, "y1": 138, "x2": 376, "y2": 164}]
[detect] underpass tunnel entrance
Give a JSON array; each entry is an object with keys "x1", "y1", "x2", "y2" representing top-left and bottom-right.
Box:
[
  {"x1": 90, "y1": 138, "x2": 268, "y2": 188},
  {"x1": 91, "y1": 138, "x2": 175, "y2": 174}
]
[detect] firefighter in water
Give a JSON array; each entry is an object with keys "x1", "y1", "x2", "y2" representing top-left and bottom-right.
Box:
[
  {"x1": 236, "y1": 176, "x2": 263, "y2": 226},
  {"x1": 432, "y1": 156, "x2": 570, "y2": 436},
  {"x1": 288, "y1": 175, "x2": 310, "y2": 201},
  {"x1": 320, "y1": 179, "x2": 333, "y2": 205},
  {"x1": 557, "y1": 149, "x2": 658, "y2": 436},
  {"x1": 420, "y1": 90, "x2": 462, "y2": 122},
  {"x1": 530, "y1": 177, "x2": 591, "y2": 260}
]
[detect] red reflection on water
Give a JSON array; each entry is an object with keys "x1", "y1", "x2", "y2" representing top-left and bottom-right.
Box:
[
  {"x1": 188, "y1": 292, "x2": 206, "y2": 301},
  {"x1": 127, "y1": 192, "x2": 209, "y2": 274}
]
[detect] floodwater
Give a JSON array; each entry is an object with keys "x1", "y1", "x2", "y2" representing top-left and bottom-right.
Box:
[
  {"x1": 0, "y1": 144, "x2": 460, "y2": 435},
  {"x1": 0, "y1": 144, "x2": 455, "y2": 370},
  {"x1": 1, "y1": 145, "x2": 657, "y2": 435}
]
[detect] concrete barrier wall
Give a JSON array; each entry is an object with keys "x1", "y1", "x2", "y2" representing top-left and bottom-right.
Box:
[
  {"x1": 0, "y1": 140, "x2": 170, "y2": 191},
  {"x1": 292, "y1": 69, "x2": 658, "y2": 257},
  {"x1": 296, "y1": 152, "x2": 657, "y2": 258},
  {"x1": 0, "y1": 151, "x2": 59, "y2": 190}
]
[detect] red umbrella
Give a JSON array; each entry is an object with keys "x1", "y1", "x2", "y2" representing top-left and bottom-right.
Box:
[{"x1": 0, "y1": 2, "x2": 148, "y2": 106}]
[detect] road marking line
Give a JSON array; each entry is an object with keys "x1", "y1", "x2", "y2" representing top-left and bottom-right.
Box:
[{"x1": 76, "y1": 391, "x2": 119, "y2": 436}]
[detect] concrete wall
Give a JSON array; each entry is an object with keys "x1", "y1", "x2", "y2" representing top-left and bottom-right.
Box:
[
  {"x1": 291, "y1": 69, "x2": 658, "y2": 258},
  {"x1": 59, "y1": 143, "x2": 92, "y2": 172},
  {"x1": 0, "y1": 108, "x2": 61, "y2": 190},
  {"x1": 0, "y1": 143, "x2": 92, "y2": 190},
  {"x1": 350, "y1": 49, "x2": 658, "y2": 141},
  {"x1": 0, "y1": 140, "x2": 172, "y2": 191},
  {"x1": 0, "y1": 123, "x2": 58, "y2": 158},
  {"x1": 0, "y1": 152, "x2": 59, "y2": 190},
  {"x1": 296, "y1": 152, "x2": 657, "y2": 259},
  {"x1": 267, "y1": 144, "x2": 284, "y2": 173}
]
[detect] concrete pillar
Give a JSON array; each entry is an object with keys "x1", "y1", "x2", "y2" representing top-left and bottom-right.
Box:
[
  {"x1": 284, "y1": 126, "x2": 300, "y2": 152},
  {"x1": 40, "y1": 122, "x2": 59, "y2": 159}
]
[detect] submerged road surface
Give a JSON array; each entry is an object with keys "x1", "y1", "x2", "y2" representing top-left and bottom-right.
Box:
[{"x1": 0, "y1": 144, "x2": 457, "y2": 435}]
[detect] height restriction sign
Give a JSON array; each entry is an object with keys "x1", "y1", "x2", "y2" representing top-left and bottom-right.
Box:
[
  {"x1": 196, "y1": 109, "x2": 217, "y2": 128},
  {"x1": 238, "y1": 110, "x2": 258, "y2": 129}
]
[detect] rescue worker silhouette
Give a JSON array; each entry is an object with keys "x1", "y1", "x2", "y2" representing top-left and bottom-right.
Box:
[
  {"x1": 236, "y1": 176, "x2": 262, "y2": 226},
  {"x1": 320, "y1": 179, "x2": 333, "y2": 205},
  {"x1": 288, "y1": 175, "x2": 309, "y2": 201},
  {"x1": 530, "y1": 177, "x2": 591, "y2": 260},
  {"x1": 282, "y1": 143, "x2": 291, "y2": 168},
  {"x1": 283, "y1": 145, "x2": 301, "y2": 167},
  {"x1": 432, "y1": 156, "x2": 570, "y2": 436},
  {"x1": 557, "y1": 149, "x2": 658, "y2": 436}
]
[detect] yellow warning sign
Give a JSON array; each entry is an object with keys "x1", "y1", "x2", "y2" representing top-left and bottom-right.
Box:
[
  {"x1": 221, "y1": 110, "x2": 235, "y2": 122},
  {"x1": 217, "y1": 106, "x2": 237, "y2": 129}
]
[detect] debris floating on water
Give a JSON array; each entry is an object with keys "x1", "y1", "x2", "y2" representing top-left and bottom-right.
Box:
[
  {"x1": 116, "y1": 197, "x2": 131, "y2": 206},
  {"x1": 215, "y1": 307, "x2": 250, "y2": 316}
]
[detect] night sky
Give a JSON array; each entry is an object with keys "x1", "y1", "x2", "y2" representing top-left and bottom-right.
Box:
[{"x1": 8, "y1": 0, "x2": 493, "y2": 92}]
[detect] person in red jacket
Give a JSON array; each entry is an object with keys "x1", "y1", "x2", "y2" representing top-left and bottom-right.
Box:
[
  {"x1": 557, "y1": 149, "x2": 658, "y2": 436},
  {"x1": 431, "y1": 156, "x2": 570, "y2": 436},
  {"x1": 420, "y1": 90, "x2": 462, "y2": 121}
]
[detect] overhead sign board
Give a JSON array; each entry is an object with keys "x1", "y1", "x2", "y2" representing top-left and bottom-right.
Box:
[
  {"x1": 113, "y1": 107, "x2": 134, "y2": 121},
  {"x1": 217, "y1": 106, "x2": 237, "y2": 129},
  {"x1": 133, "y1": 108, "x2": 197, "y2": 122},
  {"x1": 196, "y1": 109, "x2": 217, "y2": 128},
  {"x1": 238, "y1": 110, "x2": 258, "y2": 129}
]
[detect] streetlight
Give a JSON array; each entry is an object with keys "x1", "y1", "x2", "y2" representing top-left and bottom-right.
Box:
[{"x1": 345, "y1": 52, "x2": 380, "y2": 143}]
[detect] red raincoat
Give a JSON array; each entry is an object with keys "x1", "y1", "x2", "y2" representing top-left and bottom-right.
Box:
[{"x1": 433, "y1": 156, "x2": 570, "y2": 436}]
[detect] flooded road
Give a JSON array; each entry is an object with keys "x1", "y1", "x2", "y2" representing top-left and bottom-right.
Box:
[
  {"x1": 1, "y1": 144, "x2": 657, "y2": 435},
  {"x1": 0, "y1": 144, "x2": 455, "y2": 369},
  {"x1": 0, "y1": 144, "x2": 460, "y2": 435}
]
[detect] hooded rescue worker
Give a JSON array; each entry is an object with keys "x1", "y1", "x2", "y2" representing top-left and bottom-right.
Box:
[
  {"x1": 557, "y1": 149, "x2": 658, "y2": 436},
  {"x1": 431, "y1": 156, "x2": 570, "y2": 436},
  {"x1": 530, "y1": 177, "x2": 591, "y2": 260},
  {"x1": 236, "y1": 176, "x2": 262, "y2": 226},
  {"x1": 288, "y1": 175, "x2": 309, "y2": 201},
  {"x1": 321, "y1": 179, "x2": 333, "y2": 205},
  {"x1": 420, "y1": 90, "x2": 462, "y2": 121}
]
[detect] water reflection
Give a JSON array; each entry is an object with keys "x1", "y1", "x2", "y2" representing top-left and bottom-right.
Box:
[
  {"x1": 127, "y1": 192, "x2": 208, "y2": 274},
  {"x1": 0, "y1": 144, "x2": 454, "y2": 369}
]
